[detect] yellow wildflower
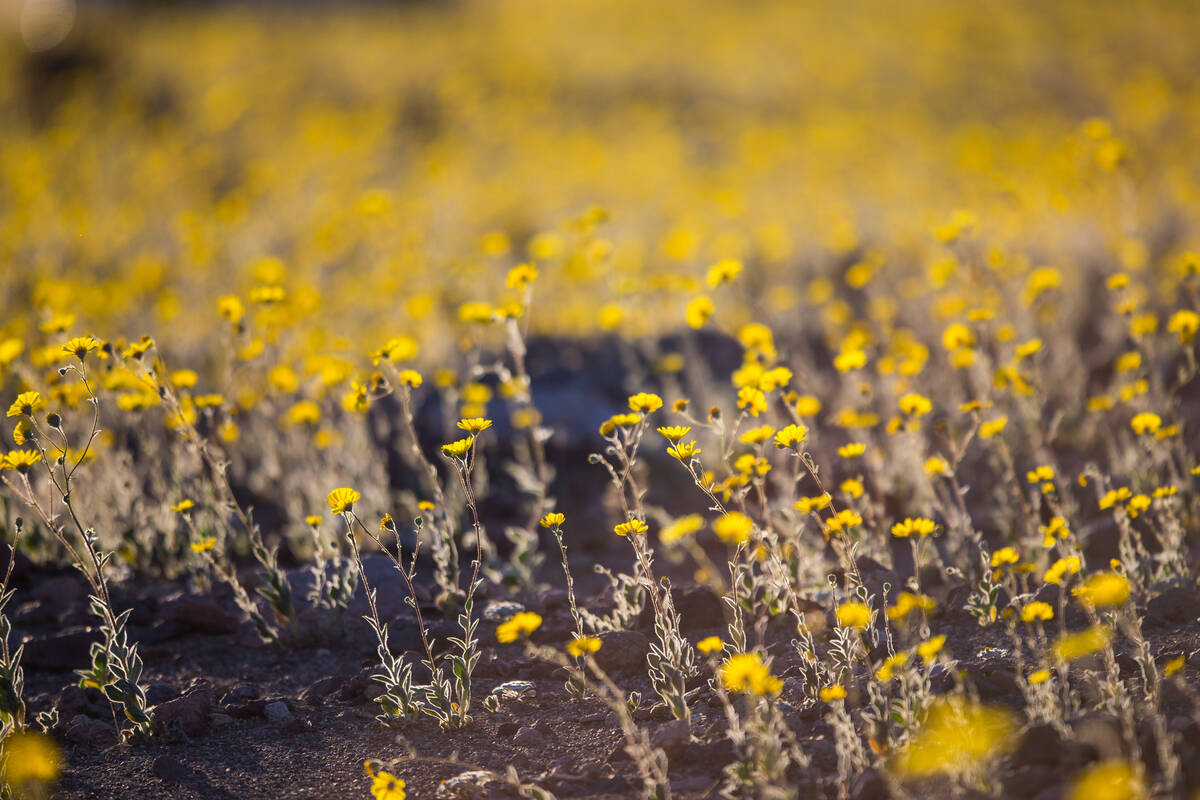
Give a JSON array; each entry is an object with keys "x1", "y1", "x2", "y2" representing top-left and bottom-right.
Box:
[
  {"x1": 917, "y1": 635, "x2": 946, "y2": 662},
  {"x1": 327, "y1": 487, "x2": 361, "y2": 515},
  {"x1": 540, "y1": 512, "x2": 565, "y2": 529},
  {"x1": 7, "y1": 391, "x2": 44, "y2": 418},
  {"x1": 706, "y1": 258, "x2": 742, "y2": 288},
  {"x1": 686, "y1": 296, "x2": 715, "y2": 328},
  {"x1": 898, "y1": 392, "x2": 932, "y2": 417},
  {"x1": 661, "y1": 514, "x2": 704, "y2": 544},
  {"x1": 836, "y1": 601, "x2": 871, "y2": 630},
  {"x1": 795, "y1": 494, "x2": 832, "y2": 514},
  {"x1": 989, "y1": 547, "x2": 1019, "y2": 567},
  {"x1": 1027, "y1": 669, "x2": 1052, "y2": 685},
  {"x1": 841, "y1": 479, "x2": 864, "y2": 499},
  {"x1": 628, "y1": 392, "x2": 663, "y2": 414},
  {"x1": 370, "y1": 768, "x2": 406, "y2": 800},
  {"x1": 820, "y1": 685, "x2": 847, "y2": 702},
  {"x1": 191, "y1": 537, "x2": 217, "y2": 554},
  {"x1": 979, "y1": 417, "x2": 1008, "y2": 438},
  {"x1": 837, "y1": 442, "x2": 866, "y2": 459},
  {"x1": 2, "y1": 449, "x2": 42, "y2": 474},
  {"x1": 657, "y1": 425, "x2": 692, "y2": 442},
  {"x1": 773, "y1": 423, "x2": 807, "y2": 449},
  {"x1": 505, "y1": 263, "x2": 539, "y2": 290},
  {"x1": 737, "y1": 386, "x2": 767, "y2": 417},
  {"x1": 892, "y1": 698, "x2": 1016, "y2": 776},
  {"x1": 719, "y1": 652, "x2": 782, "y2": 695},
  {"x1": 566, "y1": 635, "x2": 602, "y2": 657},
  {"x1": 2, "y1": 732, "x2": 61, "y2": 787},
  {"x1": 876, "y1": 652, "x2": 908, "y2": 681},
  {"x1": 1074, "y1": 572, "x2": 1130, "y2": 608},
  {"x1": 1053, "y1": 625, "x2": 1112, "y2": 663},
  {"x1": 825, "y1": 509, "x2": 862, "y2": 534},
  {"x1": 1021, "y1": 602, "x2": 1054, "y2": 623},
  {"x1": 1066, "y1": 761, "x2": 1144, "y2": 800},
  {"x1": 496, "y1": 611, "x2": 542, "y2": 643},
  {"x1": 614, "y1": 519, "x2": 648, "y2": 537},
  {"x1": 924, "y1": 456, "x2": 949, "y2": 476},
  {"x1": 696, "y1": 636, "x2": 725, "y2": 655},
  {"x1": 891, "y1": 517, "x2": 935, "y2": 538},
  {"x1": 457, "y1": 417, "x2": 493, "y2": 434},
  {"x1": 1044, "y1": 556, "x2": 1082, "y2": 585},
  {"x1": 667, "y1": 440, "x2": 702, "y2": 461},
  {"x1": 713, "y1": 511, "x2": 754, "y2": 546},
  {"x1": 1129, "y1": 412, "x2": 1161, "y2": 435},
  {"x1": 441, "y1": 438, "x2": 473, "y2": 458},
  {"x1": 61, "y1": 336, "x2": 100, "y2": 362},
  {"x1": 1167, "y1": 309, "x2": 1199, "y2": 344}
]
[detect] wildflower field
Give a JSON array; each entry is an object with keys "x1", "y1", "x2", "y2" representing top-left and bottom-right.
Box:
[{"x1": 3, "y1": 0, "x2": 1200, "y2": 797}]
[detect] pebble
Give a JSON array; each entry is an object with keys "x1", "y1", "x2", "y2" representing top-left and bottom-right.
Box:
[
  {"x1": 512, "y1": 726, "x2": 544, "y2": 746},
  {"x1": 264, "y1": 701, "x2": 294, "y2": 725},
  {"x1": 152, "y1": 755, "x2": 194, "y2": 784}
]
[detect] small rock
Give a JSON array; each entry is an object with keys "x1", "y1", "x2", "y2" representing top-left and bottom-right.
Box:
[
  {"x1": 679, "y1": 736, "x2": 735, "y2": 766},
  {"x1": 1003, "y1": 764, "x2": 1056, "y2": 797},
  {"x1": 674, "y1": 585, "x2": 727, "y2": 635},
  {"x1": 594, "y1": 630, "x2": 650, "y2": 674},
  {"x1": 850, "y1": 767, "x2": 889, "y2": 800},
  {"x1": 636, "y1": 584, "x2": 726, "y2": 635},
  {"x1": 145, "y1": 682, "x2": 175, "y2": 707},
  {"x1": 152, "y1": 755, "x2": 194, "y2": 783},
  {"x1": 491, "y1": 680, "x2": 536, "y2": 701},
  {"x1": 331, "y1": 671, "x2": 372, "y2": 703},
  {"x1": 300, "y1": 676, "x2": 344, "y2": 705},
  {"x1": 437, "y1": 769, "x2": 496, "y2": 799},
  {"x1": 210, "y1": 713, "x2": 234, "y2": 727},
  {"x1": 221, "y1": 685, "x2": 259, "y2": 704},
  {"x1": 497, "y1": 721, "x2": 520, "y2": 738},
  {"x1": 483, "y1": 601, "x2": 526, "y2": 622},
  {"x1": 537, "y1": 587, "x2": 569, "y2": 610},
  {"x1": 31, "y1": 575, "x2": 87, "y2": 605},
  {"x1": 53, "y1": 685, "x2": 106, "y2": 719},
  {"x1": 13, "y1": 600, "x2": 57, "y2": 628},
  {"x1": 160, "y1": 594, "x2": 235, "y2": 634},
  {"x1": 1146, "y1": 584, "x2": 1200, "y2": 626},
  {"x1": 136, "y1": 620, "x2": 186, "y2": 644},
  {"x1": 63, "y1": 714, "x2": 112, "y2": 746},
  {"x1": 22, "y1": 629, "x2": 100, "y2": 671},
  {"x1": 1070, "y1": 713, "x2": 1125, "y2": 761},
  {"x1": 151, "y1": 680, "x2": 213, "y2": 738},
  {"x1": 650, "y1": 719, "x2": 690, "y2": 756},
  {"x1": 1013, "y1": 723, "x2": 1063, "y2": 766},
  {"x1": 1115, "y1": 652, "x2": 1140, "y2": 678},
  {"x1": 512, "y1": 726, "x2": 544, "y2": 746},
  {"x1": 264, "y1": 700, "x2": 294, "y2": 725},
  {"x1": 222, "y1": 699, "x2": 266, "y2": 719},
  {"x1": 670, "y1": 775, "x2": 710, "y2": 793}
]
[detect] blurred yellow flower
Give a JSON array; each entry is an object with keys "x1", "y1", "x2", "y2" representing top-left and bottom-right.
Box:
[
  {"x1": 891, "y1": 698, "x2": 1016, "y2": 776},
  {"x1": 1053, "y1": 625, "x2": 1112, "y2": 663},
  {"x1": 720, "y1": 652, "x2": 781, "y2": 695},
  {"x1": 1066, "y1": 761, "x2": 1145, "y2": 800},
  {"x1": 836, "y1": 601, "x2": 871, "y2": 630},
  {"x1": 496, "y1": 611, "x2": 542, "y2": 643},
  {"x1": 713, "y1": 511, "x2": 754, "y2": 546},
  {"x1": 1074, "y1": 572, "x2": 1130, "y2": 608},
  {"x1": 566, "y1": 635, "x2": 601, "y2": 657}
]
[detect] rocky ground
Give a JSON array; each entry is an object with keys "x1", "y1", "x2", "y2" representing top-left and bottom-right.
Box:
[{"x1": 10, "y1": 541, "x2": 1200, "y2": 799}]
